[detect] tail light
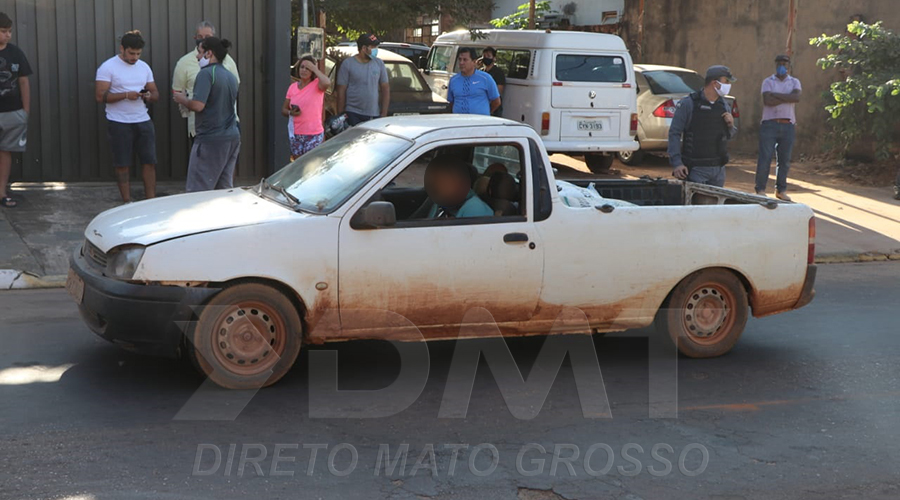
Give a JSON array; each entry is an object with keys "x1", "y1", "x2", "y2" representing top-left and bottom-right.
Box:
[
  {"x1": 731, "y1": 98, "x2": 740, "y2": 118},
  {"x1": 630, "y1": 113, "x2": 638, "y2": 135},
  {"x1": 541, "y1": 112, "x2": 550, "y2": 136},
  {"x1": 808, "y1": 217, "x2": 816, "y2": 265},
  {"x1": 652, "y1": 99, "x2": 676, "y2": 118}
]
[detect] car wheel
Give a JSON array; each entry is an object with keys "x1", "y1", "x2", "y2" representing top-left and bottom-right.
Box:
[
  {"x1": 188, "y1": 283, "x2": 303, "y2": 389},
  {"x1": 584, "y1": 153, "x2": 615, "y2": 173},
  {"x1": 617, "y1": 149, "x2": 645, "y2": 166},
  {"x1": 656, "y1": 269, "x2": 749, "y2": 358}
]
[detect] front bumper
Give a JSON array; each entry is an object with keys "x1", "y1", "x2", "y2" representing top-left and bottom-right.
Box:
[
  {"x1": 70, "y1": 249, "x2": 220, "y2": 357},
  {"x1": 793, "y1": 264, "x2": 817, "y2": 310}
]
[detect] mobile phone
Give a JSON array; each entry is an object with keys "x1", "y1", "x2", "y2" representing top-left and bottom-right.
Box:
[
  {"x1": 291, "y1": 105, "x2": 300, "y2": 112},
  {"x1": 140, "y1": 88, "x2": 150, "y2": 95}
]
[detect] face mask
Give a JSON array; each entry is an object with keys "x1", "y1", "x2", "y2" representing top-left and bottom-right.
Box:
[
  {"x1": 776, "y1": 65, "x2": 788, "y2": 76},
  {"x1": 369, "y1": 48, "x2": 379, "y2": 59},
  {"x1": 199, "y1": 56, "x2": 211, "y2": 69},
  {"x1": 483, "y1": 57, "x2": 494, "y2": 66},
  {"x1": 716, "y1": 82, "x2": 732, "y2": 97}
]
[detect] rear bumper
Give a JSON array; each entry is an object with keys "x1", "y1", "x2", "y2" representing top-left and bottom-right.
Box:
[
  {"x1": 793, "y1": 264, "x2": 817, "y2": 310},
  {"x1": 544, "y1": 140, "x2": 639, "y2": 154},
  {"x1": 70, "y1": 249, "x2": 220, "y2": 357}
]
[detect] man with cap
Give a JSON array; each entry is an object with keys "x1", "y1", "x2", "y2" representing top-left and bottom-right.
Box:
[
  {"x1": 668, "y1": 65, "x2": 739, "y2": 187},
  {"x1": 336, "y1": 33, "x2": 390, "y2": 126},
  {"x1": 755, "y1": 54, "x2": 802, "y2": 200}
]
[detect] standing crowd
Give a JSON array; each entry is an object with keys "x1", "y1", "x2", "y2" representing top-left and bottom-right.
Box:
[{"x1": 0, "y1": 11, "x2": 824, "y2": 208}]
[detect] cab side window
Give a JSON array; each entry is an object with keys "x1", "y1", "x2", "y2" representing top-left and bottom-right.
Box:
[{"x1": 368, "y1": 144, "x2": 527, "y2": 225}]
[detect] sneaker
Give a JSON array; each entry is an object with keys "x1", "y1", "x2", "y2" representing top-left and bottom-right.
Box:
[
  {"x1": 776, "y1": 191, "x2": 792, "y2": 202},
  {"x1": 755, "y1": 190, "x2": 767, "y2": 196}
]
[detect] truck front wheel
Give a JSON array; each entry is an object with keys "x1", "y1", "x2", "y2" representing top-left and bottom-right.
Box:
[
  {"x1": 657, "y1": 269, "x2": 749, "y2": 358},
  {"x1": 188, "y1": 283, "x2": 303, "y2": 389},
  {"x1": 584, "y1": 153, "x2": 615, "y2": 173}
]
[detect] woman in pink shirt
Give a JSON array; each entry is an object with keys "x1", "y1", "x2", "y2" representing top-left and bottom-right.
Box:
[{"x1": 282, "y1": 56, "x2": 330, "y2": 160}]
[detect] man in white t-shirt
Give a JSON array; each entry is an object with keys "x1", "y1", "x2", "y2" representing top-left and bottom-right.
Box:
[{"x1": 94, "y1": 31, "x2": 159, "y2": 203}]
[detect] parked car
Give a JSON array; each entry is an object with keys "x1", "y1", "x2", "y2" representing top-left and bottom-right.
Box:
[
  {"x1": 68, "y1": 115, "x2": 816, "y2": 389},
  {"x1": 323, "y1": 47, "x2": 449, "y2": 120},
  {"x1": 621, "y1": 64, "x2": 741, "y2": 165},
  {"x1": 421, "y1": 29, "x2": 639, "y2": 173},
  {"x1": 377, "y1": 42, "x2": 430, "y2": 65}
]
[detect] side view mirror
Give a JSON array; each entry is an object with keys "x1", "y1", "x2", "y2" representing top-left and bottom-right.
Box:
[
  {"x1": 351, "y1": 201, "x2": 397, "y2": 229},
  {"x1": 418, "y1": 56, "x2": 428, "y2": 70}
]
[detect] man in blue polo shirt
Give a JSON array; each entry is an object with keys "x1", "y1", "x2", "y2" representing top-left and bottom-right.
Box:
[{"x1": 447, "y1": 48, "x2": 501, "y2": 116}]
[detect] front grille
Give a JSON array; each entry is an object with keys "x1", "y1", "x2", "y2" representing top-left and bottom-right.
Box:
[{"x1": 85, "y1": 240, "x2": 108, "y2": 269}]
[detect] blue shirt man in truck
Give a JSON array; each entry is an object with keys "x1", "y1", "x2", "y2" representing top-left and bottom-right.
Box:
[{"x1": 668, "y1": 65, "x2": 739, "y2": 187}]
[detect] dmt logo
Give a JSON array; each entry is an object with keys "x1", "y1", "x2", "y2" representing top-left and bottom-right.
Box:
[{"x1": 174, "y1": 307, "x2": 679, "y2": 421}]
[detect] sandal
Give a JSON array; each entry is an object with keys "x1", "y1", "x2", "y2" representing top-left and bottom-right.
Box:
[{"x1": 0, "y1": 197, "x2": 17, "y2": 208}]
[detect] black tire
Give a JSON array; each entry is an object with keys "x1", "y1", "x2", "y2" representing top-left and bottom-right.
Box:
[
  {"x1": 188, "y1": 283, "x2": 303, "y2": 389},
  {"x1": 617, "y1": 148, "x2": 645, "y2": 166},
  {"x1": 656, "y1": 269, "x2": 749, "y2": 358},
  {"x1": 584, "y1": 153, "x2": 615, "y2": 173}
]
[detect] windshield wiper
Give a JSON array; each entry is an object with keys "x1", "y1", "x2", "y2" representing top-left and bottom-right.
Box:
[{"x1": 258, "y1": 177, "x2": 301, "y2": 208}]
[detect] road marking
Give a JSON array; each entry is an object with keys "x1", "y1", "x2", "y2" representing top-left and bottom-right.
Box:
[{"x1": 684, "y1": 391, "x2": 900, "y2": 412}]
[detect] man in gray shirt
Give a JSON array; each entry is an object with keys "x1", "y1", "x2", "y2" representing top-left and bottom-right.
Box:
[
  {"x1": 336, "y1": 33, "x2": 390, "y2": 126},
  {"x1": 173, "y1": 37, "x2": 240, "y2": 192}
]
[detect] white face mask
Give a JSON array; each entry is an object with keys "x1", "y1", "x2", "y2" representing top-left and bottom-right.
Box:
[
  {"x1": 199, "y1": 55, "x2": 211, "y2": 69},
  {"x1": 716, "y1": 82, "x2": 732, "y2": 97}
]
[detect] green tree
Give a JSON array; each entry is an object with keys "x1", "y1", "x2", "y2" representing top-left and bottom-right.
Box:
[
  {"x1": 810, "y1": 21, "x2": 900, "y2": 159},
  {"x1": 490, "y1": 1, "x2": 552, "y2": 29},
  {"x1": 302, "y1": 0, "x2": 493, "y2": 39}
]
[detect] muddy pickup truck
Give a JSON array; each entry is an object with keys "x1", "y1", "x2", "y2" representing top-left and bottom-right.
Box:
[{"x1": 67, "y1": 115, "x2": 816, "y2": 389}]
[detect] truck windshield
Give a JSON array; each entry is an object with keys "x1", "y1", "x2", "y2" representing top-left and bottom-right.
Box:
[
  {"x1": 642, "y1": 70, "x2": 705, "y2": 94},
  {"x1": 266, "y1": 128, "x2": 412, "y2": 214}
]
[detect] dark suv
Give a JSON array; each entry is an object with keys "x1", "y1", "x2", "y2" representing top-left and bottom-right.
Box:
[{"x1": 323, "y1": 47, "x2": 450, "y2": 119}]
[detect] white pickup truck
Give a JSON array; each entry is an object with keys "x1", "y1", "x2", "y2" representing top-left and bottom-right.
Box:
[{"x1": 67, "y1": 115, "x2": 816, "y2": 389}]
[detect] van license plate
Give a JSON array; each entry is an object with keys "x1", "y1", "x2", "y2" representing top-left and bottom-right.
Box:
[
  {"x1": 578, "y1": 120, "x2": 603, "y2": 131},
  {"x1": 66, "y1": 269, "x2": 85, "y2": 305}
]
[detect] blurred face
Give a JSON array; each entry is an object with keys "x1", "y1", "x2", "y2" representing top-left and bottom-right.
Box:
[
  {"x1": 482, "y1": 50, "x2": 494, "y2": 64},
  {"x1": 457, "y1": 51, "x2": 475, "y2": 74},
  {"x1": 0, "y1": 27, "x2": 12, "y2": 46},
  {"x1": 425, "y1": 167, "x2": 469, "y2": 208},
  {"x1": 776, "y1": 60, "x2": 791, "y2": 76},
  {"x1": 196, "y1": 44, "x2": 213, "y2": 63},
  {"x1": 299, "y1": 63, "x2": 313, "y2": 80},
  {"x1": 120, "y1": 46, "x2": 142, "y2": 65},
  {"x1": 360, "y1": 44, "x2": 375, "y2": 59}
]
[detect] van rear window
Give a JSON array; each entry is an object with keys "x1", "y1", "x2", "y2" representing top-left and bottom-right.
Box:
[{"x1": 556, "y1": 55, "x2": 626, "y2": 83}]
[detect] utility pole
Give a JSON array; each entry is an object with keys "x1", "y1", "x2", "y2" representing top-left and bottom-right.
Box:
[
  {"x1": 528, "y1": 0, "x2": 536, "y2": 30},
  {"x1": 786, "y1": 0, "x2": 797, "y2": 58},
  {"x1": 302, "y1": 0, "x2": 309, "y2": 27}
]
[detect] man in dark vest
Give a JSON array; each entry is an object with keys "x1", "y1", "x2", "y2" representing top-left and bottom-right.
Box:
[{"x1": 668, "y1": 65, "x2": 738, "y2": 187}]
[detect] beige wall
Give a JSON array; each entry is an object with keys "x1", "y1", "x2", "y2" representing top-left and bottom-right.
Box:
[{"x1": 620, "y1": 0, "x2": 900, "y2": 155}]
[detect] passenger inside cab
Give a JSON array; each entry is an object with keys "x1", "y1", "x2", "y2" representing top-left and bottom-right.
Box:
[{"x1": 421, "y1": 155, "x2": 493, "y2": 219}]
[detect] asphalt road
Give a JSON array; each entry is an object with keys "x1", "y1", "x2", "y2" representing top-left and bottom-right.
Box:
[{"x1": 1, "y1": 263, "x2": 899, "y2": 500}]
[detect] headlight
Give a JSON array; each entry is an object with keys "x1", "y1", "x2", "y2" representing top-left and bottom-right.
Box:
[{"x1": 105, "y1": 246, "x2": 145, "y2": 279}]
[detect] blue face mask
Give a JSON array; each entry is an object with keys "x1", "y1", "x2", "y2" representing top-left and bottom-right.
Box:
[
  {"x1": 370, "y1": 48, "x2": 379, "y2": 59},
  {"x1": 776, "y1": 65, "x2": 788, "y2": 76}
]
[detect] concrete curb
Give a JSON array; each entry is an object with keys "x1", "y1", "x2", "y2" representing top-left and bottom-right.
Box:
[
  {"x1": 815, "y1": 251, "x2": 900, "y2": 264},
  {"x1": 0, "y1": 270, "x2": 68, "y2": 290}
]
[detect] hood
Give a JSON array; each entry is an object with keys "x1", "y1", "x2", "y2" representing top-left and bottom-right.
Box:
[{"x1": 85, "y1": 188, "x2": 303, "y2": 252}]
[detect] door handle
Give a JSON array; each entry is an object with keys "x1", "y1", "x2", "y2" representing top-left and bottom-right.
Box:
[{"x1": 503, "y1": 232, "x2": 529, "y2": 244}]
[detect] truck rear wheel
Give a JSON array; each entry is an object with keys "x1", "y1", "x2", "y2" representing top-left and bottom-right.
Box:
[
  {"x1": 188, "y1": 283, "x2": 303, "y2": 389},
  {"x1": 657, "y1": 269, "x2": 749, "y2": 358},
  {"x1": 584, "y1": 153, "x2": 615, "y2": 173}
]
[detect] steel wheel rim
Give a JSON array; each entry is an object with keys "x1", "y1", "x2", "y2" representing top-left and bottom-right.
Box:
[
  {"x1": 681, "y1": 283, "x2": 736, "y2": 345},
  {"x1": 619, "y1": 150, "x2": 633, "y2": 162},
  {"x1": 209, "y1": 301, "x2": 286, "y2": 376}
]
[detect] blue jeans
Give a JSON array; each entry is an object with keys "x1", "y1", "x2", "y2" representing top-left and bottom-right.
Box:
[
  {"x1": 755, "y1": 121, "x2": 795, "y2": 193},
  {"x1": 346, "y1": 111, "x2": 378, "y2": 126},
  {"x1": 686, "y1": 166, "x2": 726, "y2": 187}
]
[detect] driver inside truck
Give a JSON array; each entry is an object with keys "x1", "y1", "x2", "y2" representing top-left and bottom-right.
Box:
[{"x1": 422, "y1": 155, "x2": 493, "y2": 219}]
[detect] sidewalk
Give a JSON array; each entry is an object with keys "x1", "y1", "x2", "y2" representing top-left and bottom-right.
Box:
[{"x1": 1, "y1": 161, "x2": 899, "y2": 290}]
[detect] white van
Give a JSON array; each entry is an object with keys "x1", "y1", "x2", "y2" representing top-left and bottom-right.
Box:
[{"x1": 422, "y1": 29, "x2": 638, "y2": 172}]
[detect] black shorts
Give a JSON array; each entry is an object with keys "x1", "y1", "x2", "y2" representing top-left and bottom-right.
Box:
[{"x1": 108, "y1": 120, "x2": 157, "y2": 167}]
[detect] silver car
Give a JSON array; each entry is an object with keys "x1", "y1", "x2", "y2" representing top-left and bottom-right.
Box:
[{"x1": 619, "y1": 64, "x2": 740, "y2": 165}]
